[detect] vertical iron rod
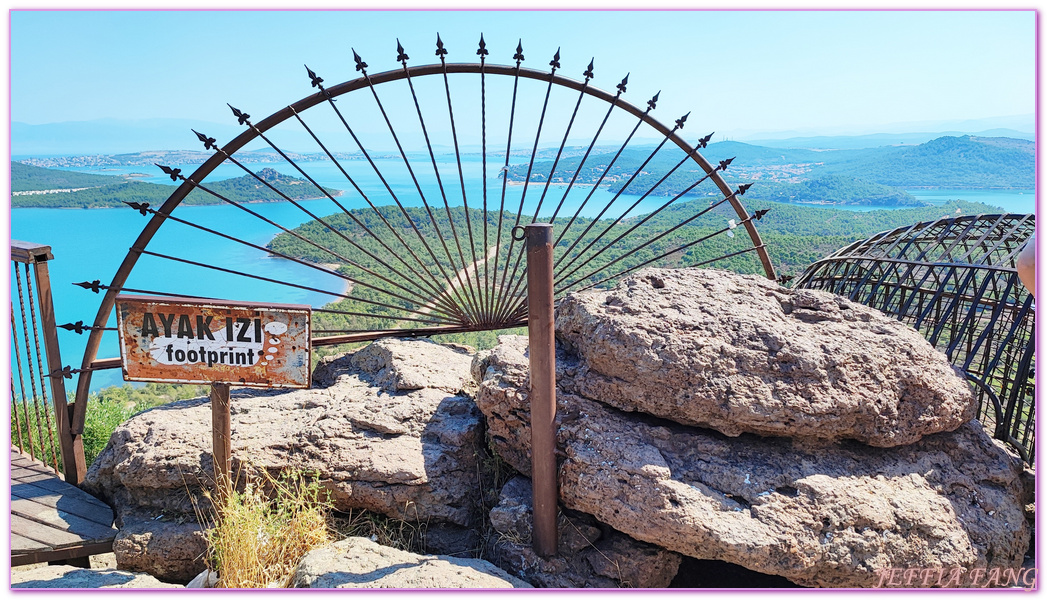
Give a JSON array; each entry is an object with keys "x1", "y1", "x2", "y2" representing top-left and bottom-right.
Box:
[
  {"x1": 11, "y1": 306, "x2": 35, "y2": 460},
  {"x1": 15, "y1": 267, "x2": 48, "y2": 468},
  {"x1": 524, "y1": 223, "x2": 558, "y2": 558},
  {"x1": 24, "y1": 262, "x2": 62, "y2": 475}
]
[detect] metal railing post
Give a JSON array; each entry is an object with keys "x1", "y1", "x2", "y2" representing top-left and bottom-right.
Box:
[
  {"x1": 210, "y1": 382, "x2": 232, "y2": 500},
  {"x1": 11, "y1": 240, "x2": 87, "y2": 484},
  {"x1": 523, "y1": 223, "x2": 558, "y2": 558}
]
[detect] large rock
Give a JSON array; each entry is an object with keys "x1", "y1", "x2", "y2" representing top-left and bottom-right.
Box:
[
  {"x1": 556, "y1": 268, "x2": 976, "y2": 447},
  {"x1": 475, "y1": 335, "x2": 1028, "y2": 588},
  {"x1": 291, "y1": 537, "x2": 530, "y2": 588},
  {"x1": 111, "y1": 510, "x2": 209, "y2": 583},
  {"x1": 83, "y1": 338, "x2": 486, "y2": 582},
  {"x1": 11, "y1": 565, "x2": 181, "y2": 588},
  {"x1": 487, "y1": 475, "x2": 681, "y2": 587}
]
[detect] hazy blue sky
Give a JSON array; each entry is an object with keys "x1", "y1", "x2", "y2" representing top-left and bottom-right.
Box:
[{"x1": 8, "y1": 10, "x2": 1036, "y2": 141}]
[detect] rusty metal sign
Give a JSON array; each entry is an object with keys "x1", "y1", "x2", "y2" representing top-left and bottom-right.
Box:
[{"x1": 116, "y1": 295, "x2": 311, "y2": 388}]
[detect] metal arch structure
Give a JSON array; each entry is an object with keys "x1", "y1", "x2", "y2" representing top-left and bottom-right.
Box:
[
  {"x1": 794, "y1": 213, "x2": 1035, "y2": 463},
  {"x1": 71, "y1": 39, "x2": 777, "y2": 420}
]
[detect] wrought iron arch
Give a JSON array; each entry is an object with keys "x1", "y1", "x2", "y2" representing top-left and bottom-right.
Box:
[
  {"x1": 794, "y1": 213, "x2": 1035, "y2": 463},
  {"x1": 72, "y1": 38, "x2": 777, "y2": 408}
]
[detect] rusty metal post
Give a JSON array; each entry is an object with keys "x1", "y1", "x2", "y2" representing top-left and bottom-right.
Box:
[
  {"x1": 210, "y1": 382, "x2": 232, "y2": 498},
  {"x1": 11, "y1": 241, "x2": 88, "y2": 484},
  {"x1": 33, "y1": 257, "x2": 87, "y2": 484},
  {"x1": 524, "y1": 223, "x2": 558, "y2": 558}
]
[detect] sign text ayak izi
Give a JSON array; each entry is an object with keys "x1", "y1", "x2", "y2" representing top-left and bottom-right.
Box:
[{"x1": 116, "y1": 295, "x2": 312, "y2": 388}]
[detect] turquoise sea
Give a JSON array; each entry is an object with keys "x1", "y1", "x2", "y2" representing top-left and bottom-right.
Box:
[{"x1": 10, "y1": 156, "x2": 1036, "y2": 392}]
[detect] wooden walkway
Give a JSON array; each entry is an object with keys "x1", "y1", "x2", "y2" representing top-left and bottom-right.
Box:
[{"x1": 10, "y1": 449, "x2": 117, "y2": 567}]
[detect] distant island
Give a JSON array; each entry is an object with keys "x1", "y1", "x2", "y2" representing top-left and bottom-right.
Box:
[{"x1": 11, "y1": 162, "x2": 342, "y2": 208}]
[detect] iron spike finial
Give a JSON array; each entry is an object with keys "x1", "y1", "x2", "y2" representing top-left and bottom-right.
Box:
[
  {"x1": 583, "y1": 58, "x2": 594, "y2": 80},
  {"x1": 754, "y1": 208, "x2": 770, "y2": 220},
  {"x1": 305, "y1": 64, "x2": 324, "y2": 88},
  {"x1": 435, "y1": 34, "x2": 448, "y2": 57},
  {"x1": 616, "y1": 73, "x2": 629, "y2": 94},
  {"x1": 123, "y1": 201, "x2": 150, "y2": 216},
  {"x1": 697, "y1": 132, "x2": 713, "y2": 149},
  {"x1": 353, "y1": 48, "x2": 368, "y2": 73},
  {"x1": 227, "y1": 104, "x2": 251, "y2": 126},
  {"x1": 192, "y1": 129, "x2": 218, "y2": 151},
  {"x1": 719, "y1": 157, "x2": 735, "y2": 171},
  {"x1": 647, "y1": 91, "x2": 660, "y2": 111},
  {"x1": 513, "y1": 39, "x2": 525, "y2": 63},
  {"x1": 477, "y1": 34, "x2": 488, "y2": 57},
  {"x1": 74, "y1": 280, "x2": 104, "y2": 294},
  {"x1": 549, "y1": 47, "x2": 561, "y2": 70},
  {"x1": 737, "y1": 182, "x2": 753, "y2": 196},
  {"x1": 59, "y1": 321, "x2": 86, "y2": 334},
  {"x1": 155, "y1": 163, "x2": 182, "y2": 181},
  {"x1": 675, "y1": 112, "x2": 689, "y2": 129},
  {"x1": 396, "y1": 39, "x2": 409, "y2": 64},
  {"x1": 48, "y1": 365, "x2": 74, "y2": 380}
]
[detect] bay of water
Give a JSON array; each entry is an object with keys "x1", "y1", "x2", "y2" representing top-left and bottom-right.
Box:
[{"x1": 14, "y1": 154, "x2": 1036, "y2": 392}]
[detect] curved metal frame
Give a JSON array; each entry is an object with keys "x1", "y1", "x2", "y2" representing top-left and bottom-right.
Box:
[
  {"x1": 794, "y1": 213, "x2": 1035, "y2": 462},
  {"x1": 73, "y1": 61, "x2": 776, "y2": 415}
]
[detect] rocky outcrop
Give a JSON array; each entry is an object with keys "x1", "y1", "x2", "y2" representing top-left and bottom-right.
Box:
[
  {"x1": 556, "y1": 268, "x2": 976, "y2": 447},
  {"x1": 486, "y1": 476, "x2": 681, "y2": 588},
  {"x1": 291, "y1": 537, "x2": 530, "y2": 588},
  {"x1": 11, "y1": 565, "x2": 181, "y2": 588},
  {"x1": 475, "y1": 333, "x2": 1028, "y2": 588},
  {"x1": 83, "y1": 338, "x2": 486, "y2": 582},
  {"x1": 111, "y1": 510, "x2": 209, "y2": 583}
]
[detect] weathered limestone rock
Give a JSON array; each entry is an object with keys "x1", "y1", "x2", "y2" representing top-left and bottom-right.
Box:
[
  {"x1": 486, "y1": 476, "x2": 681, "y2": 588},
  {"x1": 11, "y1": 565, "x2": 181, "y2": 588},
  {"x1": 475, "y1": 335, "x2": 1028, "y2": 588},
  {"x1": 291, "y1": 537, "x2": 531, "y2": 588},
  {"x1": 83, "y1": 339, "x2": 485, "y2": 582},
  {"x1": 556, "y1": 268, "x2": 976, "y2": 447},
  {"x1": 111, "y1": 510, "x2": 209, "y2": 583}
]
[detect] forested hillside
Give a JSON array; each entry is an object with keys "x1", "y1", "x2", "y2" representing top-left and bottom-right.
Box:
[
  {"x1": 813, "y1": 136, "x2": 1034, "y2": 188},
  {"x1": 503, "y1": 135, "x2": 1033, "y2": 206},
  {"x1": 267, "y1": 198, "x2": 1003, "y2": 343},
  {"x1": 11, "y1": 164, "x2": 341, "y2": 208},
  {"x1": 12, "y1": 162, "x2": 128, "y2": 191}
]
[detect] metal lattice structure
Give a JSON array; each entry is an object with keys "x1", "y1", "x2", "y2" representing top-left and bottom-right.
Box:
[
  {"x1": 794, "y1": 213, "x2": 1036, "y2": 463},
  {"x1": 68, "y1": 36, "x2": 777, "y2": 413}
]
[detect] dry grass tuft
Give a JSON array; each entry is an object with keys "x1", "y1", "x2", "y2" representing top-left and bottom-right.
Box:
[
  {"x1": 201, "y1": 469, "x2": 332, "y2": 588},
  {"x1": 329, "y1": 503, "x2": 430, "y2": 554}
]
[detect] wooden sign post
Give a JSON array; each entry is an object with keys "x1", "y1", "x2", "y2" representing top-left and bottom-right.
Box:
[{"x1": 116, "y1": 295, "x2": 311, "y2": 493}]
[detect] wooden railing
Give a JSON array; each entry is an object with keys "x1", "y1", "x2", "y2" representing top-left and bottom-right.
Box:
[{"x1": 10, "y1": 240, "x2": 87, "y2": 484}]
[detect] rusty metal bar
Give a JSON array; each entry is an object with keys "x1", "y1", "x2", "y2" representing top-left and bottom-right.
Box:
[
  {"x1": 211, "y1": 382, "x2": 232, "y2": 497},
  {"x1": 523, "y1": 223, "x2": 558, "y2": 558},
  {"x1": 478, "y1": 37, "x2": 492, "y2": 323}
]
